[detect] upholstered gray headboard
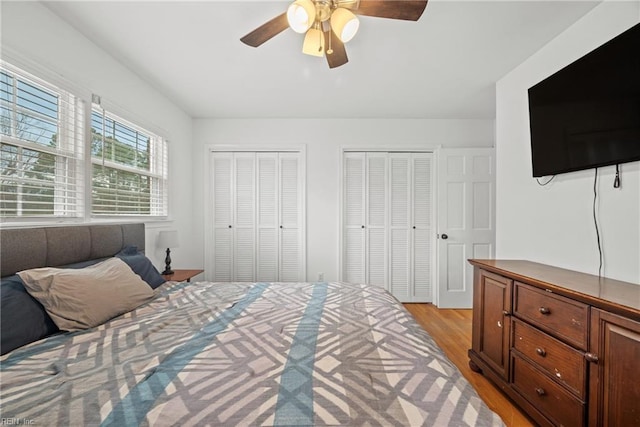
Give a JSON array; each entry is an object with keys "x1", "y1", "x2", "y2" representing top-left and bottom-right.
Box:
[{"x1": 1, "y1": 223, "x2": 145, "y2": 278}]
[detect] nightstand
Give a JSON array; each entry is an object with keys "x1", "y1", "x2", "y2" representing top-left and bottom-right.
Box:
[{"x1": 162, "y1": 269, "x2": 204, "y2": 283}]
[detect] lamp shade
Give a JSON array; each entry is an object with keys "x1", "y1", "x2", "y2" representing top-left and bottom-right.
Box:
[
  {"x1": 287, "y1": 0, "x2": 316, "y2": 34},
  {"x1": 157, "y1": 230, "x2": 179, "y2": 248},
  {"x1": 302, "y1": 28, "x2": 325, "y2": 57},
  {"x1": 331, "y1": 8, "x2": 359, "y2": 43}
]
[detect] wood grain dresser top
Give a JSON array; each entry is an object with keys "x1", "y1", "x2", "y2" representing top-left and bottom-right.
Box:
[{"x1": 469, "y1": 259, "x2": 640, "y2": 320}]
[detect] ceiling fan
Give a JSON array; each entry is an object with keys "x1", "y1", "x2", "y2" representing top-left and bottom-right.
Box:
[{"x1": 240, "y1": 0, "x2": 428, "y2": 69}]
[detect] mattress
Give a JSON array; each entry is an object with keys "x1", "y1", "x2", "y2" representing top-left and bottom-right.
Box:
[{"x1": 0, "y1": 281, "x2": 503, "y2": 426}]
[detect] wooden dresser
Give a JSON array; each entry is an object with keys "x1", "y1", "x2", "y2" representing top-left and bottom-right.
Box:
[{"x1": 467, "y1": 260, "x2": 640, "y2": 427}]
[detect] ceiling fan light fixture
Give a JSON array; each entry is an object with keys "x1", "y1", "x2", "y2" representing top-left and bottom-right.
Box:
[
  {"x1": 287, "y1": 0, "x2": 316, "y2": 34},
  {"x1": 302, "y1": 27, "x2": 325, "y2": 57},
  {"x1": 330, "y1": 8, "x2": 359, "y2": 43}
]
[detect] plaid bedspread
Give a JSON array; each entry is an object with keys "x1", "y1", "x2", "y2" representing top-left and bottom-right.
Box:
[{"x1": 0, "y1": 281, "x2": 503, "y2": 426}]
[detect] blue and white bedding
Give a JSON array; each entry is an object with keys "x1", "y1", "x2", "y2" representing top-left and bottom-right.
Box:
[{"x1": 0, "y1": 281, "x2": 503, "y2": 426}]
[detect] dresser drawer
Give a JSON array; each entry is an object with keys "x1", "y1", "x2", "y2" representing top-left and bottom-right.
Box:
[
  {"x1": 512, "y1": 354, "x2": 585, "y2": 427},
  {"x1": 513, "y1": 282, "x2": 589, "y2": 350},
  {"x1": 512, "y1": 319, "x2": 586, "y2": 398}
]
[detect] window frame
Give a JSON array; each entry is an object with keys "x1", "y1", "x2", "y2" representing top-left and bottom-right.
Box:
[
  {"x1": 90, "y1": 105, "x2": 169, "y2": 218},
  {"x1": 0, "y1": 58, "x2": 170, "y2": 224},
  {"x1": 0, "y1": 63, "x2": 85, "y2": 221}
]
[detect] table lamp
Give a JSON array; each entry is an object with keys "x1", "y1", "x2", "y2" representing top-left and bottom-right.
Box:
[{"x1": 157, "y1": 230, "x2": 179, "y2": 275}]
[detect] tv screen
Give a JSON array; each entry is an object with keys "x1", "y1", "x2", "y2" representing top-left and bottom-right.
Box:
[{"x1": 528, "y1": 23, "x2": 640, "y2": 177}]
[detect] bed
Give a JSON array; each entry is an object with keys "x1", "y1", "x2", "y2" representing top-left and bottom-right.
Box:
[{"x1": 0, "y1": 224, "x2": 503, "y2": 426}]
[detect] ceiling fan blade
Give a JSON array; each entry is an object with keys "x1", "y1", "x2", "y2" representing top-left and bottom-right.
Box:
[
  {"x1": 325, "y1": 30, "x2": 349, "y2": 69},
  {"x1": 355, "y1": 0, "x2": 428, "y2": 21},
  {"x1": 240, "y1": 13, "x2": 289, "y2": 47}
]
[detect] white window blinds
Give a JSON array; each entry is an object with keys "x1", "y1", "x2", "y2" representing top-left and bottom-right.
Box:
[
  {"x1": 0, "y1": 65, "x2": 85, "y2": 218},
  {"x1": 0, "y1": 61, "x2": 170, "y2": 222},
  {"x1": 90, "y1": 107, "x2": 168, "y2": 216}
]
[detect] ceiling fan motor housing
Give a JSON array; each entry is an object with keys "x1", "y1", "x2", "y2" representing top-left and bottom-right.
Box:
[{"x1": 314, "y1": 0, "x2": 333, "y2": 22}]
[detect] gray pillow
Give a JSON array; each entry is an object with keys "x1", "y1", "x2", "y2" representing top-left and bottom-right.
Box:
[{"x1": 17, "y1": 258, "x2": 155, "y2": 331}]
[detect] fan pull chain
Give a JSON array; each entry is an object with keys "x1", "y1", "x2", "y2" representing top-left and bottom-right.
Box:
[{"x1": 327, "y1": 27, "x2": 333, "y2": 54}]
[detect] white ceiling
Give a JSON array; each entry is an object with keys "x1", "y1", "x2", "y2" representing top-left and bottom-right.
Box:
[{"x1": 44, "y1": 0, "x2": 600, "y2": 119}]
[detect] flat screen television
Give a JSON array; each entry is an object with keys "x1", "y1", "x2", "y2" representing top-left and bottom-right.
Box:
[{"x1": 528, "y1": 23, "x2": 640, "y2": 177}]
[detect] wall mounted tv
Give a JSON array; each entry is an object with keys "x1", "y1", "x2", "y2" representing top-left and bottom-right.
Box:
[{"x1": 528, "y1": 23, "x2": 640, "y2": 177}]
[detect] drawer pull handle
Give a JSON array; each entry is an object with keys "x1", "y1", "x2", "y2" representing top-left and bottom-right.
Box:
[
  {"x1": 502, "y1": 310, "x2": 510, "y2": 316},
  {"x1": 535, "y1": 387, "x2": 546, "y2": 396},
  {"x1": 535, "y1": 348, "x2": 547, "y2": 357},
  {"x1": 585, "y1": 352, "x2": 599, "y2": 363},
  {"x1": 497, "y1": 321, "x2": 502, "y2": 328},
  {"x1": 539, "y1": 307, "x2": 551, "y2": 315}
]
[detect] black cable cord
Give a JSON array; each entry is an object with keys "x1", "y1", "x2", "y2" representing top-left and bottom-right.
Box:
[
  {"x1": 593, "y1": 168, "x2": 603, "y2": 277},
  {"x1": 536, "y1": 175, "x2": 556, "y2": 186}
]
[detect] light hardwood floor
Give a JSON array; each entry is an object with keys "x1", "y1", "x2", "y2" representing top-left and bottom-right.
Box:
[{"x1": 403, "y1": 303, "x2": 535, "y2": 427}]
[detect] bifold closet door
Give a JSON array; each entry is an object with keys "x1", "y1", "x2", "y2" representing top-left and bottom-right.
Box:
[
  {"x1": 212, "y1": 152, "x2": 233, "y2": 281},
  {"x1": 256, "y1": 152, "x2": 302, "y2": 282},
  {"x1": 343, "y1": 151, "x2": 433, "y2": 302},
  {"x1": 411, "y1": 154, "x2": 433, "y2": 301},
  {"x1": 388, "y1": 153, "x2": 432, "y2": 301},
  {"x1": 389, "y1": 154, "x2": 411, "y2": 299},
  {"x1": 212, "y1": 151, "x2": 303, "y2": 282},
  {"x1": 212, "y1": 152, "x2": 255, "y2": 281},
  {"x1": 277, "y1": 153, "x2": 302, "y2": 281},
  {"x1": 343, "y1": 153, "x2": 366, "y2": 284},
  {"x1": 343, "y1": 152, "x2": 387, "y2": 287}
]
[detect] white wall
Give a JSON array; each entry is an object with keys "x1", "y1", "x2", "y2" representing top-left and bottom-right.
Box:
[
  {"x1": 193, "y1": 118, "x2": 494, "y2": 282},
  {"x1": 496, "y1": 2, "x2": 640, "y2": 284},
  {"x1": 1, "y1": 2, "x2": 196, "y2": 272}
]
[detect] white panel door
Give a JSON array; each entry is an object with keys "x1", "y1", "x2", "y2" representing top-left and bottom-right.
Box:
[{"x1": 437, "y1": 148, "x2": 495, "y2": 308}]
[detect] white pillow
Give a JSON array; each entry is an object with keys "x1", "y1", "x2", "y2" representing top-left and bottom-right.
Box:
[{"x1": 18, "y1": 257, "x2": 155, "y2": 331}]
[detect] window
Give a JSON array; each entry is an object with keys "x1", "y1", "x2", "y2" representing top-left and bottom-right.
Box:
[
  {"x1": 0, "y1": 62, "x2": 169, "y2": 221},
  {"x1": 0, "y1": 65, "x2": 84, "y2": 218},
  {"x1": 91, "y1": 108, "x2": 168, "y2": 216}
]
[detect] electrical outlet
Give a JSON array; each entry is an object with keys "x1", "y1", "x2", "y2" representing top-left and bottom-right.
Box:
[{"x1": 317, "y1": 272, "x2": 324, "y2": 281}]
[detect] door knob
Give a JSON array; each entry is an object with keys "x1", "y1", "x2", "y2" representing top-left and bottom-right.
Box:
[{"x1": 441, "y1": 234, "x2": 448, "y2": 240}]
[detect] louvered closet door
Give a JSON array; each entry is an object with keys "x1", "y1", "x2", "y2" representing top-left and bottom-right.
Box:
[
  {"x1": 366, "y1": 153, "x2": 388, "y2": 288},
  {"x1": 233, "y1": 153, "x2": 256, "y2": 281},
  {"x1": 342, "y1": 151, "x2": 433, "y2": 302},
  {"x1": 278, "y1": 153, "x2": 301, "y2": 281},
  {"x1": 212, "y1": 151, "x2": 303, "y2": 283},
  {"x1": 388, "y1": 153, "x2": 433, "y2": 302},
  {"x1": 256, "y1": 153, "x2": 279, "y2": 281},
  {"x1": 212, "y1": 153, "x2": 233, "y2": 281},
  {"x1": 389, "y1": 154, "x2": 411, "y2": 299},
  {"x1": 256, "y1": 152, "x2": 302, "y2": 282},
  {"x1": 343, "y1": 152, "x2": 388, "y2": 288},
  {"x1": 411, "y1": 154, "x2": 433, "y2": 301},
  {"x1": 343, "y1": 153, "x2": 366, "y2": 284},
  {"x1": 211, "y1": 152, "x2": 256, "y2": 281}
]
